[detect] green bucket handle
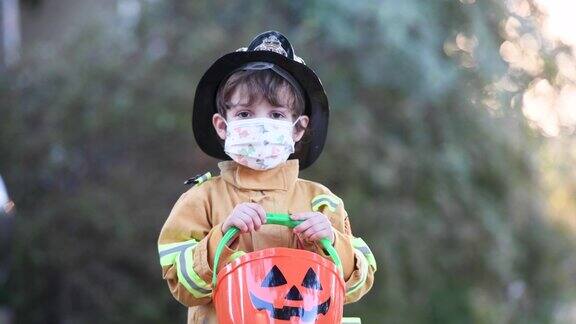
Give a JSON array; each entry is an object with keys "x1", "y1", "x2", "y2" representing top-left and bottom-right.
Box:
[{"x1": 212, "y1": 213, "x2": 343, "y2": 286}]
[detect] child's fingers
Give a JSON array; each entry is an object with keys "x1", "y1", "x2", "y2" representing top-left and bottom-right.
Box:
[
  {"x1": 237, "y1": 212, "x2": 255, "y2": 232},
  {"x1": 291, "y1": 212, "x2": 315, "y2": 226},
  {"x1": 222, "y1": 221, "x2": 231, "y2": 233},
  {"x1": 293, "y1": 219, "x2": 316, "y2": 234},
  {"x1": 246, "y1": 203, "x2": 267, "y2": 224},
  {"x1": 309, "y1": 228, "x2": 332, "y2": 241},
  {"x1": 229, "y1": 216, "x2": 248, "y2": 232},
  {"x1": 241, "y1": 205, "x2": 263, "y2": 230},
  {"x1": 250, "y1": 211, "x2": 263, "y2": 230},
  {"x1": 290, "y1": 212, "x2": 314, "y2": 221},
  {"x1": 293, "y1": 215, "x2": 323, "y2": 233},
  {"x1": 300, "y1": 222, "x2": 328, "y2": 240}
]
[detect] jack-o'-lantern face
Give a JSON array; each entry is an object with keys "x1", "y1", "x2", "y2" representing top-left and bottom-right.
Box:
[
  {"x1": 213, "y1": 248, "x2": 344, "y2": 324},
  {"x1": 249, "y1": 265, "x2": 331, "y2": 322}
]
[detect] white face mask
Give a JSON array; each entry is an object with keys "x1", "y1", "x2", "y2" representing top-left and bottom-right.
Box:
[{"x1": 223, "y1": 117, "x2": 301, "y2": 170}]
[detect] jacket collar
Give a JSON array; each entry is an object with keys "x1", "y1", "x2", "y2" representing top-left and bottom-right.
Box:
[{"x1": 218, "y1": 159, "x2": 299, "y2": 191}]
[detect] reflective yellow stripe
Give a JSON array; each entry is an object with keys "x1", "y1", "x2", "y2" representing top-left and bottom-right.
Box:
[
  {"x1": 158, "y1": 239, "x2": 198, "y2": 267},
  {"x1": 175, "y1": 246, "x2": 212, "y2": 298},
  {"x1": 351, "y1": 237, "x2": 377, "y2": 271},
  {"x1": 159, "y1": 240, "x2": 212, "y2": 297},
  {"x1": 346, "y1": 237, "x2": 377, "y2": 296},
  {"x1": 311, "y1": 194, "x2": 341, "y2": 212},
  {"x1": 229, "y1": 250, "x2": 246, "y2": 262}
]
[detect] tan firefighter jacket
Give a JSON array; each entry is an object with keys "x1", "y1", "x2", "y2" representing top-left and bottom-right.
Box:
[{"x1": 157, "y1": 159, "x2": 377, "y2": 323}]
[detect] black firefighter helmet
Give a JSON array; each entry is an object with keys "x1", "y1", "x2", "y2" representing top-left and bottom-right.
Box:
[{"x1": 192, "y1": 30, "x2": 329, "y2": 170}]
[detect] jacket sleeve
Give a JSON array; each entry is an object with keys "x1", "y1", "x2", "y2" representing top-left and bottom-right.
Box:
[
  {"x1": 311, "y1": 189, "x2": 377, "y2": 304},
  {"x1": 157, "y1": 183, "x2": 236, "y2": 307}
]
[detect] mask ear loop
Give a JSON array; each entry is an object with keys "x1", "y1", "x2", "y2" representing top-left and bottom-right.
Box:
[
  {"x1": 291, "y1": 116, "x2": 305, "y2": 140},
  {"x1": 292, "y1": 116, "x2": 302, "y2": 127}
]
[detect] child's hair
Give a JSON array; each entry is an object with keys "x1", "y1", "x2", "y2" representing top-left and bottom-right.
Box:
[{"x1": 216, "y1": 69, "x2": 305, "y2": 121}]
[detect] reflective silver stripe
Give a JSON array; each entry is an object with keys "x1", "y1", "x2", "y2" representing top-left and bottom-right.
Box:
[
  {"x1": 355, "y1": 245, "x2": 372, "y2": 255},
  {"x1": 178, "y1": 249, "x2": 212, "y2": 295},
  {"x1": 312, "y1": 197, "x2": 338, "y2": 208},
  {"x1": 159, "y1": 242, "x2": 197, "y2": 258},
  {"x1": 351, "y1": 237, "x2": 376, "y2": 270}
]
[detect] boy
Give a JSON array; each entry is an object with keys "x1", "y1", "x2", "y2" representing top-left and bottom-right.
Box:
[{"x1": 158, "y1": 31, "x2": 376, "y2": 323}]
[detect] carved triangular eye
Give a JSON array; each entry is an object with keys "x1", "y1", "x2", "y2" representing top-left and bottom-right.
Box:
[
  {"x1": 261, "y1": 265, "x2": 287, "y2": 287},
  {"x1": 301, "y1": 268, "x2": 323, "y2": 290}
]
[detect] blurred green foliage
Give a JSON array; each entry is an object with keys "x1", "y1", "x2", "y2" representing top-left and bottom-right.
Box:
[{"x1": 1, "y1": 0, "x2": 576, "y2": 323}]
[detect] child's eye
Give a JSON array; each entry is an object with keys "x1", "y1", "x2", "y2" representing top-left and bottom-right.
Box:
[
  {"x1": 271, "y1": 112, "x2": 286, "y2": 119},
  {"x1": 236, "y1": 111, "x2": 251, "y2": 118}
]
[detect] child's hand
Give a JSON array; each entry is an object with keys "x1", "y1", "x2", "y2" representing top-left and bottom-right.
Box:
[
  {"x1": 291, "y1": 212, "x2": 335, "y2": 244},
  {"x1": 222, "y1": 203, "x2": 267, "y2": 233}
]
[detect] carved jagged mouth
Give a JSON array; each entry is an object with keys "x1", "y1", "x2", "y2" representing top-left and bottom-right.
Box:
[{"x1": 249, "y1": 292, "x2": 331, "y2": 322}]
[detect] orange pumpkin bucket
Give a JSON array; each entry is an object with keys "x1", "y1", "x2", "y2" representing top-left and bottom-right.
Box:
[{"x1": 212, "y1": 214, "x2": 345, "y2": 323}]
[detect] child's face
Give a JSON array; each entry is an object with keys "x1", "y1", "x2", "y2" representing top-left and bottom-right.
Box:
[{"x1": 212, "y1": 86, "x2": 309, "y2": 143}]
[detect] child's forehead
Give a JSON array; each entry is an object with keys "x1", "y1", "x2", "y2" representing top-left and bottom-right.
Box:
[{"x1": 229, "y1": 84, "x2": 292, "y2": 105}]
